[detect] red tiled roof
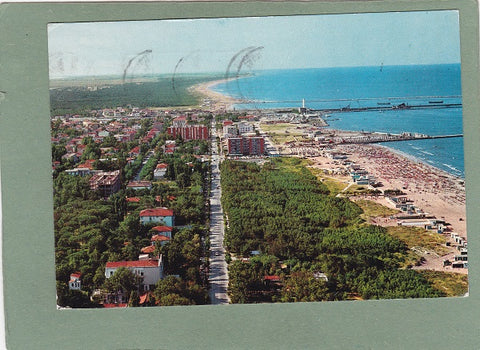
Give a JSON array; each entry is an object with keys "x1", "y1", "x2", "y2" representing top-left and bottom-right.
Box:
[
  {"x1": 156, "y1": 163, "x2": 168, "y2": 169},
  {"x1": 141, "y1": 245, "x2": 156, "y2": 253},
  {"x1": 70, "y1": 272, "x2": 82, "y2": 279},
  {"x1": 151, "y1": 234, "x2": 171, "y2": 242},
  {"x1": 126, "y1": 197, "x2": 141, "y2": 203},
  {"x1": 103, "y1": 303, "x2": 127, "y2": 308},
  {"x1": 152, "y1": 226, "x2": 173, "y2": 232},
  {"x1": 106, "y1": 260, "x2": 159, "y2": 268},
  {"x1": 77, "y1": 159, "x2": 96, "y2": 170},
  {"x1": 139, "y1": 208, "x2": 173, "y2": 217}
]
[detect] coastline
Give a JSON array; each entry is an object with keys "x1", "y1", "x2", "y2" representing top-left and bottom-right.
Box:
[
  {"x1": 196, "y1": 79, "x2": 467, "y2": 263},
  {"x1": 311, "y1": 142, "x2": 467, "y2": 273},
  {"x1": 190, "y1": 78, "x2": 243, "y2": 111},
  {"x1": 310, "y1": 143, "x2": 466, "y2": 234}
]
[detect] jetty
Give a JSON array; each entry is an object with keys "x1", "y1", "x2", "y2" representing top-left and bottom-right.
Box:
[{"x1": 331, "y1": 132, "x2": 463, "y2": 145}]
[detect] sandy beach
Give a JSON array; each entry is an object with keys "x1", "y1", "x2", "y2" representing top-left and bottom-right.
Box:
[
  {"x1": 191, "y1": 78, "x2": 243, "y2": 111},
  {"x1": 341, "y1": 144, "x2": 465, "y2": 234},
  {"x1": 307, "y1": 143, "x2": 467, "y2": 273}
]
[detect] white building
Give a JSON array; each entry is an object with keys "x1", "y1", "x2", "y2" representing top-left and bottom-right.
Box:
[
  {"x1": 68, "y1": 272, "x2": 82, "y2": 290},
  {"x1": 237, "y1": 122, "x2": 254, "y2": 135},
  {"x1": 154, "y1": 163, "x2": 168, "y2": 179},
  {"x1": 223, "y1": 125, "x2": 238, "y2": 137},
  {"x1": 105, "y1": 256, "x2": 164, "y2": 291}
]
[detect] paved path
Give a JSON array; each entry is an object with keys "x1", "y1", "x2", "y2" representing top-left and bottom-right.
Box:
[{"x1": 208, "y1": 126, "x2": 230, "y2": 304}]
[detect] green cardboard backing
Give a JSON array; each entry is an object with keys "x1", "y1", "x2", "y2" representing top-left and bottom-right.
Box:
[{"x1": 0, "y1": 1, "x2": 479, "y2": 349}]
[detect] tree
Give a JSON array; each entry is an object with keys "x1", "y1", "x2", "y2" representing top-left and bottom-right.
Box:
[
  {"x1": 280, "y1": 270, "x2": 330, "y2": 302},
  {"x1": 153, "y1": 276, "x2": 197, "y2": 306},
  {"x1": 103, "y1": 267, "x2": 140, "y2": 296},
  {"x1": 227, "y1": 261, "x2": 262, "y2": 304}
]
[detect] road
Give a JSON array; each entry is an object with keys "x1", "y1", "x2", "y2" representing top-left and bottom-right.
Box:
[{"x1": 208, "y1": 125, "x2": 230, "y2": 304}]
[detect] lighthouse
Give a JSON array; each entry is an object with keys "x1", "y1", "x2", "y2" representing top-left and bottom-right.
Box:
[{"x1": 299, "y1": 98, "x2": 307, "y2": 115}]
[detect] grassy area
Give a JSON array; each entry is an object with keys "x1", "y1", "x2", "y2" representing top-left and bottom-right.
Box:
[
  {"x1": 271, "y1": 156, "x2": 311, "y2": 171},
  {"x1": 418, "y1": 270, "x2": 468, "y2": 297},
  {"x1": 306, "y1": 167, "x2": 349, "y2": 195},
  {"x1": 341, "y1": 184, "x2": 372, "y2": 196},
  {"x1": 260, "y1": 123, "x2": 303, "y2": 144},
  {"x1": 355, "y1": 199, "x2": 399, "y2": 219},
  {"x1": 386, "y1": 226, "x2": 450, "y2": 256}
]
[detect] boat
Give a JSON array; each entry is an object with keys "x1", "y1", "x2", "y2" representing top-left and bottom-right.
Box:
[{"x1": 429, "y1": 100, "x2": 444, "y2": 104}]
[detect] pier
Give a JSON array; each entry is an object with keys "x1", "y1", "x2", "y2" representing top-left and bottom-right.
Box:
[
  {"x1": 331, "y1": 132, "x2": 463, "y2": 145},
  {"x1": 311, "y1": 102, "x2": 462, "y2": 114}
]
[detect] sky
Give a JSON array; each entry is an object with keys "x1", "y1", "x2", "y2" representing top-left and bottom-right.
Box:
[{"x1": 47, "y1": 10, "x2": 461, "y2": 78}]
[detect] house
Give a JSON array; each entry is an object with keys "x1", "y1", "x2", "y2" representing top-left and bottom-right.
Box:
[
  {"x1": 129, "y1": 146, "x2": 141, "y2": 158},
  {"x1": 154, "y1": 163, "x2": 168, "y2": 180},
  {"x1": 151, "y1": 226, "x2": 173, "y2": 238},
  {"x1": 77, "y1": 159, "x2": 96, "y2": 170},
  {"x1": 141, "y1": 245, "x2": 156, "y2": 254},
  {"x1": 127, "y1": 180, "x2": 152, "y2": 191},
  {"x1": 65, "y1": 167, "x2": 92, "y2": 176},
  {"x1": 140, "y1": 208, "x2": 174, "y2": 226},
  {"x1": 69, "y1": 272, "x2": 82, "y2": 290},
  {"x1": 105, "y1": 256, "x2": 164, "y2": 291},
  {"x1": 62, "y1": 152, "x2": 79, "y2": 163},
  {"x1": 89, "y1": 170, "x2": 121, "y2": 197},
  {"x1": 151, "y1": 234, "x2": 171, "y2": 246}
]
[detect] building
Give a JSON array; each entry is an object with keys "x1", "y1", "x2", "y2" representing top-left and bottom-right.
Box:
[
  {"x1": 151, "y1": 225, "x2": 173, "y2": 238},
  {"x1": 105, "y1": 256, "x2": 164, "y2": 291},
  {"x1": 68, "y1": 272, "x2": 82, "y2": 290},
  {"x1": 228, "y1": 136, "x2": 265, "y2": 156},
  {"x1": 237, "y1": 122, "x2": 254, "y2": 134},
  {"x1": 127, "y1": 180, "x2": 152, "y2": 191},
  {"x1": 140, "y1": 208, "x2": 174, "y2": 226},
  {"x1": 65, "y1": 167, "x2": 92, "y2": 176},
  {"x1": 151, "y1": 234, "x2": 171, "y2": 246},
  {"x1": 167, "y1": 125, "x2": 209, "y2": 140},
  {"x1": 154, "y1": 163, "x2": 168, "y2": 180},
  {"x1": 223, "y1": 124, "x2": 238, "y2": 137},
  {"x1": 89, "y1": 170, "x2": 121, "y2": 197},
  {"x1": 172, "y1": 116, "x2": 188, "y2": 128},
  {"x1": 62, "y1": 152, "x2": 79, "y2": 163}
]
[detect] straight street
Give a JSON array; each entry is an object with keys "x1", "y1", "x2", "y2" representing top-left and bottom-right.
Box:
[{"x1": 208, "y1": 124, "x2": 230, "y2": 304}]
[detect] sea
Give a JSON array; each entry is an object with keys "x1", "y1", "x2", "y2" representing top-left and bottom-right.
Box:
[{"x1": 213, "y1": 64, "x2": 464, "y2": 178}]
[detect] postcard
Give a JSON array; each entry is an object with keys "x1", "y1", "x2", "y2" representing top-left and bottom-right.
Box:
[
  {"x1": 2, "y1": 1, "x2": 479, "y2": 349},
  {"x1": 48, "y1": 11, "x2": 468, "y2": 309}
]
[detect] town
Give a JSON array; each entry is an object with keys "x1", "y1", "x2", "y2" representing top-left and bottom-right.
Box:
[{"x1": 53, "y1": 102, "x2": 468, "y2": 308}]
